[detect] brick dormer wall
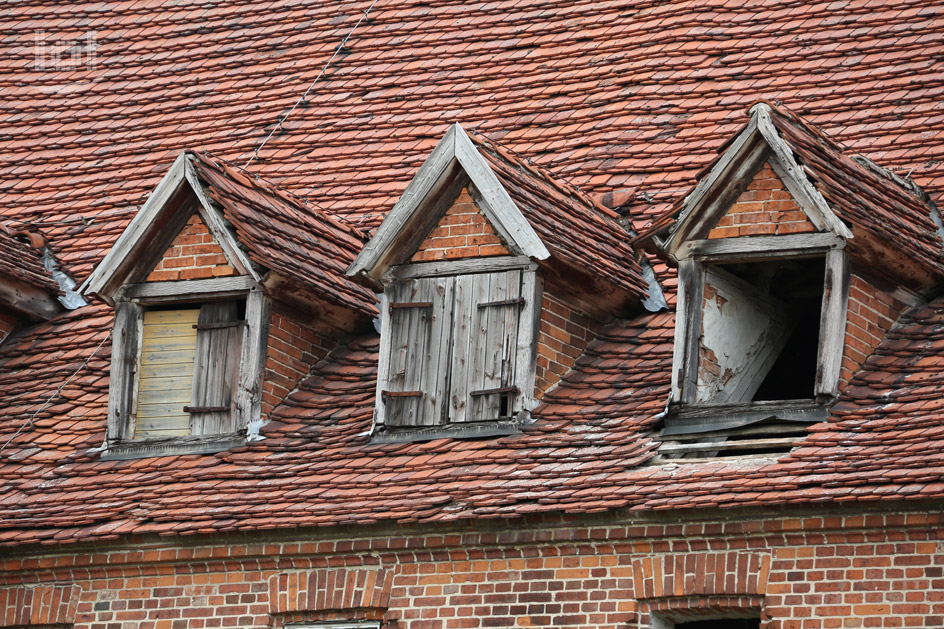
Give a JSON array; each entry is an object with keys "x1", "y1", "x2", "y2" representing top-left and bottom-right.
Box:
[
  {"x1": 147, "y1": 213, "x2": 238, "y2": 282},
  {"x1": 410, "y1": 187, "x2": 511, "y2": 262}
]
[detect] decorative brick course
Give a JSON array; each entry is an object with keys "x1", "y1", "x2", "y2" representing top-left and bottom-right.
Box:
[
  {"x1": 146, "y1": 212, "x2": 238, "y2": 282},
  {"x1": 535, "y1": 292, "x2": 602, "y2": 397},
  {"x1": 707, "y1": 162, "x2": 816, "y2": 239},
  {"x1": 839, "y1": 271, "x2": 906, "y2": 388},
  {"x1": 2, "y1": 509, "x2": 942, "y2": 629},
  {"x1": 410, "y1": 187, "x2": 511, "y2": 263}
]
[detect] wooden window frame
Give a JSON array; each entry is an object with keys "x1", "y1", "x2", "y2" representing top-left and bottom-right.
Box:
[
  {"x1": 372, "y1": 256, "x2": 543, "y2": 442},
  {"x1": 671, "y1": 233, "x2": 849, "y2": 410},
  {"x1": 104, "y1": 275, "x2": 270, "y2": 459}
]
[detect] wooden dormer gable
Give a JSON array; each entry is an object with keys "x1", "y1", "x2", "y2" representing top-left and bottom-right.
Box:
[
  {"x1": 82, "y1": 152, "x2": 259, "y2": 304},
  {"x1": 664, "y1": 102, "x2": 853, "y2": 261},
  {"x1": 347, "y1": 123, "x2": 550, "y2": 283}
]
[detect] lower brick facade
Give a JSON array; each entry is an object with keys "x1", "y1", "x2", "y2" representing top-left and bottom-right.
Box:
[{"x1": 3, "y1": 504, "x2": 941, "y2": 629}]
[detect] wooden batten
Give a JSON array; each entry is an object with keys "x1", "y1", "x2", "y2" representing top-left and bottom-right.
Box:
[{"x1": 0, "y1": 275, "x2": 60, "y2": 320}]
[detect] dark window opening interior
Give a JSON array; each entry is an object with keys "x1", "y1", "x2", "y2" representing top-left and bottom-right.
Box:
[
  {"x1": 675, "y1": 620, "x2": 760, "y2": 629},
  {"x1": 711, "y1": 256, "x2": 824, "y2": 402}
]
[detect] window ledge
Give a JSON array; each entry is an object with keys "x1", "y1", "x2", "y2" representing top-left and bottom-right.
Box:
[
  {"x1": 371, "y1": 421, "x2": 521, "y2": 444},
  {"x1": 663, "y1": 399, "x2": 830, "y2": 437},
  {"x1": 101, "y1": 434, "x2": 246, "y2": 460}
]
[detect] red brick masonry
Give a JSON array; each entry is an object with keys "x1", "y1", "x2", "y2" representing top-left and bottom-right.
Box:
[
  {"x1": 147, "y1": 213, "x2": 238, "y2": 282},
  {"x1": 2, "y1": 508, "x2": 941, "y2": 629}
]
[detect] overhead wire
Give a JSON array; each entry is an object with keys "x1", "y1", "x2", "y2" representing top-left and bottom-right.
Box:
[{"x1": 243, "y1": 0, "x2": 380, "y2": 168}]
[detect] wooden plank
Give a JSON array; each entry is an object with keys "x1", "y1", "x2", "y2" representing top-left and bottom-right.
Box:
[
  {"x1": 466, "y1": 271, "x2": 497, "y2": 421},
  {"x1": 133, "y1": 306, "x2": 197, "y2": 440},
  {"x1": 755, "y1": 105, "x2": 853, "y2": 239},
  {"x1": 0, "y1": 276, "x2": 60, "y2": 320},
  {"x1": 82, "y1": 152, "x2": 189, "y2": 299},
  {"x1": 424, "y1": 276, "x2": 453, "y2": 426},
  {"x1": 190, "y1": 301, "x2": 241, "y2": 436},
  {"x1": 453, "y1": 125, "x2": 550, "y2": 260},
  {"x1": 120, "y1": 275, "x2": 257, "y2": 301},
  {"x1": 513, "y1": 269, "x2": 542, "y2": 416},
  {"x1": 682, "y1": 232, "x2": 845, "y2": 260},
  {"x1": 388, "y1": 256, "x2": 535, "y2": 281},
  {"x1": 372, "y1": 290, "x2": 394, "y2": 428},
  {"x1": 184, "y1": 159, "x2": 260, "y2": 280},
  {"x1": 348, "y1": 125, "x2": 460, "y2": 279},
  {"x1": 107, "y1": 300, "x2": 141, "y2": 440},
  {"x1": 448, "y1": 273, "x2": 475, "y2": 423},
  {"x1": 816, "y1": 248, "x2": 849, "y2": 398},
  {"x1": 664, "y1": 116, "x2": 760, "y2": 255},
  {"x1": 237, "y1": 288, "x2": 269, "y2": 434},
  {"x1": 675, "y1": 259, "x2": 704, "y2": 404},
  {"x1": 659, "y1": 437, "x2": 800, "y2": 455},
  {"x1": 383, "y1": 278, "x2": 436, "y2": 426}
]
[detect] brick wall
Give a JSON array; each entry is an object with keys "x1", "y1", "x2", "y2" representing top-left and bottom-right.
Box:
[
  {"x1": 707, "y1": 162, "x2": 816, "y2": 239},
  {"x1": 3, "y1": 506, "x2": 942, "y2": 629},
  {"x1": 410, "y1": 187, "x2": 511, "y2": 263},
  {"x1": 262, "y1": 305, "x2": 341, "y2": 415},
  {"x1": 839, "y1": 271, "x2": 906, "y2": 388},
  {"x1": 147, "y1": 213, "x2": 239, "y2": 282},
  {"x1": 535, "y1": 292, "x2": 602, "y2": 397}
]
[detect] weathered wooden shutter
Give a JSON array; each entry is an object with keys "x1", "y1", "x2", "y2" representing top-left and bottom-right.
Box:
[
  {"x1": 382, "y1": 277, "x2": 452, "y2": 427},
  {"x1": 450, "y1": 269, "x2": 524, "y2": 422},
  {"x1": 188, "y1": 301, "x2": 243, "y2": 435},
  {"x1": 134, "y1": 308, "x2": 199, "y2": 439}
]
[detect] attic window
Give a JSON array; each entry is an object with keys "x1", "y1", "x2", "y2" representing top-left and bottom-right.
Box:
[
  {"x1": 697, "y1": 257, "x2": 824, "y2": 404},
  {"x1": 134, "y1": 301, "x2": 244, "y2": 440},
  {"x1": 664, "y1": 235, "x2": 849, "y2": 458},
  {"x1": 104, "y1": 276, "x2": 268, "y2": 459},
  {"x1": 372, "y1": 260, "x2": 541, "y2": 442}
]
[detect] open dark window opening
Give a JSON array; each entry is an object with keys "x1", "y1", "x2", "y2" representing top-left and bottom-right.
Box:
[{"x1": 698, "y1": 256, "x2": 824, "y2": 404}]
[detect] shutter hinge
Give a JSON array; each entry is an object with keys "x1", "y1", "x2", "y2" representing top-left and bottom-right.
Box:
[
  {"x1": 477, "y1": 297, "x2": 525, "y2": 308},
  {"x1": 381, "y1": 390, "x2": 423, "y2": 399},
  {"x1": 389, "y1": 302, "x2": 432, "y2": 313},
  {"x1": 469, "y1": 386, "x2": 519, "y2": 397},
  {"x1": 193, "y1": 321, "x2": 247, "y2": 330},
  {"x1": 184, "y1": 406, "x2": 230, "y2": 413}
]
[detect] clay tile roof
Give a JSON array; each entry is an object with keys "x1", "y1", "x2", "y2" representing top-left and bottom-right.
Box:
[
  {"x1": 469, "y1": 131, "x2": 648, "y2": 296},
  {"x1": 0, "y1": 230, "x2": 58, "y2": 294},
  {"x1": 189, "y1": 151, "x2": 378, "y2": 317},
  {"x1": 765, "y1": 105, "x2": 944, "y2": 276}
]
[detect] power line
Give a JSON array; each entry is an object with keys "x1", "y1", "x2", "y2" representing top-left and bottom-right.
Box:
[
  {"x1": 0, "y1": 330, "x2": 111, "y2": 454},
  {"x1": 244, "y1": 0, "x2": 380, "y2": 168}
]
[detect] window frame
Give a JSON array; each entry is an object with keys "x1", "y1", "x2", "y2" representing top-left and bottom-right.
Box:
[
  {"x1": 372, "y1": 256, "x2": 542, "y2": 442},
  {"x1": 671, "y1": 233, "x2": 849, "y2": 409},
  {"x1": 104, "y1": 275, "x2": 270, "y2": 459}
]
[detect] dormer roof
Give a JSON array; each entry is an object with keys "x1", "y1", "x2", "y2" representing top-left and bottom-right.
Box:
[
  {"x1": 662, "y1": 102, "x2": 944, "y2": 290},
  {"x1": 0, "y1": 230, "x2": 60, "y2": 320},
  {"x1": 348, "y1": 124, "x2": 648, "y2": 304},
  {"x1": 82, "y1": 151, "x2": 377, "y2": 317}
]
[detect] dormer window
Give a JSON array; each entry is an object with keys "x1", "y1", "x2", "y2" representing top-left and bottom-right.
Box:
[
  {"x1": 348, "y1": 124, "x2": 648, "y2": 442},
  {"x1": 377, "y1": 261, "x2": 540, "y2": 437},
  {"x1": 672, "y1": 238, "x2": 848, "y2": 411},
  {"x1": 134, "y1": 300, "x2": 244, "y2": 440}
]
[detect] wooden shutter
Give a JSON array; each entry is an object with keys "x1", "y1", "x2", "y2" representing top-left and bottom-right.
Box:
[
  {"x1": 383, "y1": 277, "x2": 452, "y2": 427},
  {"x1": 450, "y1": 269, "x2": 524, "y2": 422},
  {"x1": 134, "y1": 308, "x2": 199, "y2": 439},
  {"x1": 189, "y1": 301, "x2": 243, "y2": 435}
]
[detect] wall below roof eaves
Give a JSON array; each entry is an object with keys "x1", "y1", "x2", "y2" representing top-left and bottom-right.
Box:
[
  {"x1": 262, "y1": 304, "x2": 348, "y2": 418},
  {"x1": 2, "y1": 504, "x2": 942, "y2": 628},
  {"x1": 536, "y1": 292, "x2": 603, "y2": 399}
]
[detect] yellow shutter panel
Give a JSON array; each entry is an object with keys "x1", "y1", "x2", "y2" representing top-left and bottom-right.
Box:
[{"x1": 134, "y1": 308, "x2": 199, "y2": 439}]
